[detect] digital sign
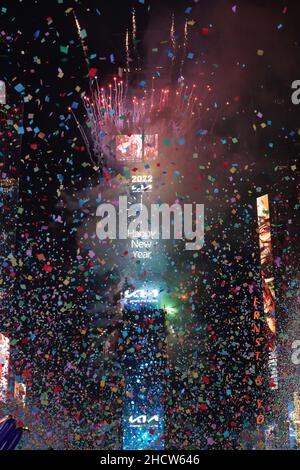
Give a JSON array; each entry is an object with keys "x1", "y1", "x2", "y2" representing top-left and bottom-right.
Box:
[
  {"x1": 144, "y1": 134, "x2": 158, "y2": 160},
  {"x1": 124, "y1": 289, "x2": 159, "y2": 303},
  {"x1": 123, "y1": 385, "x2": 164, "y2": 450},
  {"x1": 131, "y1": 174, "x2": 153, "y2": 193},
  {"x1": 257, "y1": 194, "x2": 278, "y2": 390},
  {"x1": 122, "y1": 301, "x2": 165, "y2": 450},
  {"x1": 116, "y1": 134, "x2": 158, "y2": 162},
  {"x1": 0, "y1": 80, "x2": 6, "y2": 105},
  {"x1": 14, "y1": 377, "x2": 26, "y2": 405},
  {"x1": 0, "y1": 333, "x2": 10, "y2": 402}
]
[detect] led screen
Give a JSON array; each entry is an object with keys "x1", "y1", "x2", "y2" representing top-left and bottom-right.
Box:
[{"x1": 116, "y1": 134, "x2": 158, "y2": 161}]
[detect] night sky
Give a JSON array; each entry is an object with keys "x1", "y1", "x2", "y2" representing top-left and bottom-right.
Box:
[{"x1": 0, "y1": 0, "x2": 299, "y2": 450}]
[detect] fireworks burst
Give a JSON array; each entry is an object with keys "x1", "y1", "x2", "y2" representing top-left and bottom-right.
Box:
[{"x1": 73, "y1": 77, "x2": 202, "y2": 168}]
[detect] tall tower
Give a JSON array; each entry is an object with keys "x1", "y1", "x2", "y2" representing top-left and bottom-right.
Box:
[{"x1": 122, "y1": 294, "x2": 166, "y2": 450}]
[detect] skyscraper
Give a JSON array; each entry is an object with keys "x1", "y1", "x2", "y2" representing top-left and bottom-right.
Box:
[{"x1": 122, "y1": 296, "x2": 166, "y2": 450}]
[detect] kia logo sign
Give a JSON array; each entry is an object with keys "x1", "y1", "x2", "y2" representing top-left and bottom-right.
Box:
[
  {"x1": 124, "y1": 289, "x2": 159, "y2": 302},
  {"x1": 128, "y1": 414, "x2": 159, "y2": 427}
]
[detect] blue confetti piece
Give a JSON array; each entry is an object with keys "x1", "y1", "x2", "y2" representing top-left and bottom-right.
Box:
[{"x1": 14, "y1": 83, "x2": 25, "y2": 93}]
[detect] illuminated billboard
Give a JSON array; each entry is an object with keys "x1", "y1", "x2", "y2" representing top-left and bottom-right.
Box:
[
  {"x1": 14, "y1": 377, "x2": 26, "y2": 406},
  {"x1": 122, "y1": 302, "x2": 165, "y2": 450},
  {"x1": 257, "y1": 194, "x2": 278, "y2": 390},
  {"x1": 116, "y1": 134, "x2": 158, "y2": 162},
  {"x1": 288, "y1": 394, "x2": 300, "y2": 450},
  {"x1": 292, "y1": 392, "x2": 300, "y2": 448},
  {"x1": 0, "y1": 333, "x2": 10, "y2": 402},
  {"x1": 123, "y1": 379, "x2": 164, "y2": 450},
  {"x1": 0, "y1": 80, "x2": 6, "y2": 104},
  {"x1": 144, "y1": 134, "x2": 158, "y2": 160}
]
